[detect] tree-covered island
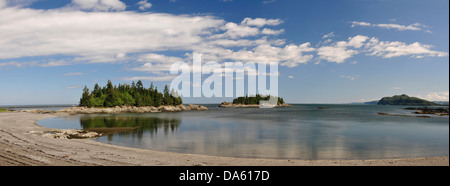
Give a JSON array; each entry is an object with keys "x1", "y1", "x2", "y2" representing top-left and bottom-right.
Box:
[
  {"x1": 79, "y1": 80, "x2": 182, "y2": 108},
  {"x1": 220, "y1": 94, "x2": 291, "y2": 108}
]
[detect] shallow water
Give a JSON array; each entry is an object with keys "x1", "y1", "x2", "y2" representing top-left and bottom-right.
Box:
[{"x1": 37, "y1": 104, "x2": 449, "y2": 160}]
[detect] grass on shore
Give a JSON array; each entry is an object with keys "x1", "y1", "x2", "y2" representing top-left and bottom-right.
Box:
[{"x1": 0, "y1": 107, "x2": 8, "y2": 112}]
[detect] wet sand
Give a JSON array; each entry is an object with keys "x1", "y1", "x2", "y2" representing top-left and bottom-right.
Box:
[{"x1": 0, "y1": 112, "x2": 448, "y2": 166}]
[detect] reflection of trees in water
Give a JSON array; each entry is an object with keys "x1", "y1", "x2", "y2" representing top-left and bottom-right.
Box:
[{"x1": 79, "y1": 116, "x2": 181, "y2": 138}]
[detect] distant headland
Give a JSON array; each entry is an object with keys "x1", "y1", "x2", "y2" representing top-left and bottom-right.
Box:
[
  {"x1": 353, "y1": 94, "x2": 447, "y2": 106},
  {"x1": 377, "y1": 94, "x2": 440, "y2": 106}
]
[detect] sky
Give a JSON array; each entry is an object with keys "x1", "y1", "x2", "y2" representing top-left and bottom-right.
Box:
[{"x1": 0, "y1": 0, "x2": 448, "y2": 105}]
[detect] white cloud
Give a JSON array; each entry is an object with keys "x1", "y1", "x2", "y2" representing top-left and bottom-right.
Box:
[
  {"x1": 261, "y1": 28, "x2": 285, "y2": 35},
  {"x1": 70, "y1": 0, "x2": 127, "y2": 11},
  {"x1": 288, "y1": 75, "x2": 294, "y2": 79},
  {"x1": 317, "y1": 35, "x2": 368, "y2": 63},
  {"x1": 137, "y1": 0, "x2": 151, "y2": 10},
  {"x1": 0, "y1": 3, "x2": 448, "y2": 82},
  {"x1": 137, "y1": 53, "x2": 184, "y2": 63},
  {"x1": 0, "y1": 0, "x2": 6, "y2": 8},
  {"x1": 322, "y1": 32, "x2": 335, "y2": 39},
  {"x1": 318, "y1": 46, "x2": 358, "y2": 63},
  {"x1": 212, "y1": 18, "x2": 284, "y2": 39},
  {"x1": 241, "y1": 17, "x2": 283, "y2": 27},
  {"x1": 365, "y1": 37, "x2": 448, "y2": 58},
  {"x1": 190, "y1": 42, "x2": 315, "y2": 68},
  {"x1": 351, "y1": 21, "x2": 371, "y2": 27},
  {"x1": 347, "y1": 35, "x2": 369, "y2": 48},
  {"x1": 0, "y1": 7, "x2": 224, "y2": 62},
  {"x1": 220, "y1": 22, "x2": 260, "y2": 39},
  {"x1": 420, "y1": 91, "x2": 449, "y2": 101},
  {"x1": 131, "y1": 53, "x2": 187, "y2": 73},
  {"x1": 0, "y1": 0, "x2": 38, "y2": 8},
  {"x1": 351, "y1": 21, "x2": 431, "y2": 32}
]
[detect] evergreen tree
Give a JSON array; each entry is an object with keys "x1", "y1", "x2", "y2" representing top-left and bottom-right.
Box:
[
  {"x1": 79, "y1": 86, "x2": 90, "y2": 107},
  {"x1": 104, "y1": 80, "x2": 115, "y2": 107}
]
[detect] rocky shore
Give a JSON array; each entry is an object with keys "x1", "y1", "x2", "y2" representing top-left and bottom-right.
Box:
[
  {"x1": 20, "y1": 104, "x2": 208, "y2": 115},
  {"x1": 405, "y1": 107, "x2": 449, "y2": 116},
  {"x1": 219, "y1": 102, "x2": 293, "y2": 108}
]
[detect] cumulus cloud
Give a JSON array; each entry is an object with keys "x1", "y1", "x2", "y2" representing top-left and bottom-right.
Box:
[
  {"x1": 219, "y1": 22, "x2": 261, "y2": 39},
  {"x1": 241, "y1": 17, "x2": 283, "y2": 27},
  {"x1": 0, "y1": 0, "x2": 6, "y2": 8},
  {"x1": 316, "y1": 35, "x2": 447, "y2": 63},
  {"x1": 0, "y1": 3, "x2": 448, "y2": 80},
  {"x1": 0, "y1": 7, "x2": 224, "y2": 62},
  {"x1": 317, "y1": 35, "x2": 368, "y2": 63},
  {"x1": 137, "y1": 0, "x2": 152, "y2": 10},
  {"x1": 214, "y1": 18, "x2": 283, "y2": 39},
  {"x1": 365, "y1": 37, "x2": 448, "y2": 58},
  {"x1": 70, "y1": 0, "x2": 126, "y2": 11},
  {"x1": 261, "y1": 28, "x2": 285, "y2": 35}
]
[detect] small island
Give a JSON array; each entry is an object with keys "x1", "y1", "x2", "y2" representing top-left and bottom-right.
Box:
[
  {"x1": 63, "y1": 80, "x2": 207, "y2": 114},
  {"x1": 220, "y1": 94, "x2": 292, "y2": 108}
]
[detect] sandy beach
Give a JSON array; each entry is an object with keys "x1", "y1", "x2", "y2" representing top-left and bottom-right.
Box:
[{"x1": 0, "y1": 112, "x2": 448, "y2": 166}]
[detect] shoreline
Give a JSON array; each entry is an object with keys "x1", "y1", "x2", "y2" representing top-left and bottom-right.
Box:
[
  {"x1": 18, "y1": 104, "x2": 208, "y2": 115},
  {"x1": 0, "y1": 112, "x2": 448, "y2": 166}
]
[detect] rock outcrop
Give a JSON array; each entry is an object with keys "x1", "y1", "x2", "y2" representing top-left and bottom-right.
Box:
[
  {"x1": 29, "y1": 130, "x2": 102, "y2": 139},
  {"x1": 405, "y1": 107, "x2": 449, "y2": 116}
]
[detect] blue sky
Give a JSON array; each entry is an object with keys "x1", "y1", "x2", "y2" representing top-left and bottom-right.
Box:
[{"x1": 0, "y1": 0, "x2": 448, "y2": 105}]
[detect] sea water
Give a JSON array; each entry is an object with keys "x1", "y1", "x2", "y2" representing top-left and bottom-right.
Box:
[{"x1": 37, "y1": 104, "x2": 449, "y2": 160}]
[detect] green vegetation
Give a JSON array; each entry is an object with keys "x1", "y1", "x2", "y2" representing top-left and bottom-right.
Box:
[
  {"x1": 232, "y1": 94, "x2": 286, "y2": 105},
  {"x1": 0, "y1": 107, "x2": 8, "y2": 112},
  {"x1": 79, "y1": 80, "x2": 182, "y2": 108},
  {"x1": 378, "y1": 94, "x2": 438, "y2": 106}
]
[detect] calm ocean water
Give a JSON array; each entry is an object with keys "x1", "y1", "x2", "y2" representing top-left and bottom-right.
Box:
[{"x1": 37, "y1": 104, "x2": 449, "y2": 160}]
